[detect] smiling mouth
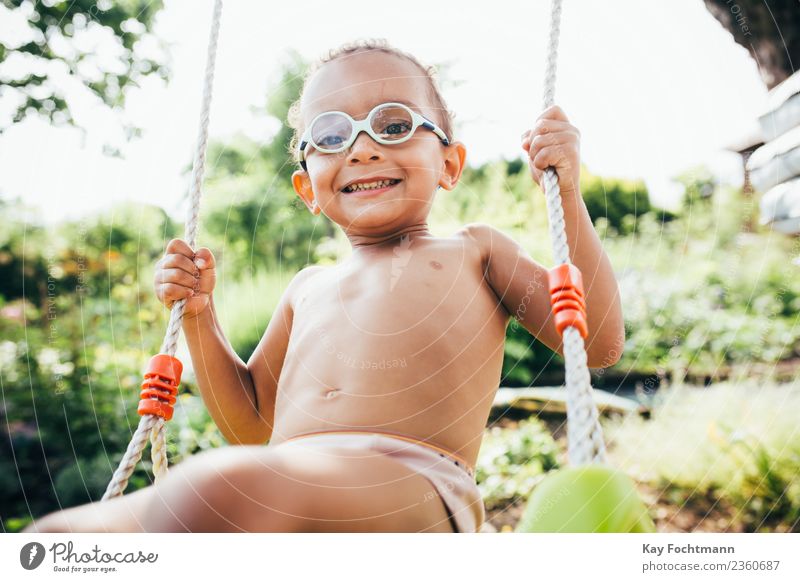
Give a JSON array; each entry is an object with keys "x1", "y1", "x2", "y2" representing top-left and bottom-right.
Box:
[{"x1": 342, "y1": 178, "x2": 402, "y2": 194}]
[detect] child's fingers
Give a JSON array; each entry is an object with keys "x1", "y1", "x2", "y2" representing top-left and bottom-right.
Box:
[
  {"x1": 156, "y1": 267, "x2": 196, "y2": 290},
  {"x1": 158, "y1": 282, "x2": 195, "y2": 309},
  {"x1": 532, "y1": 143, "x2": 576, "y2": 171},
  {"x1": 531, "y1": 120, "x2": 578, "y2": 139},
  {"x1": 159, "y1": 252, "x2": 197, "y2": 277},
  {"x1": 538, "y1": 104, "x2": 570, "y2": 123},
  {"x1": 531, "y1": 145, "x2": 561, "y2": 170},
  {"x1": 162, "y1": 240, "x2": 215, "y2": 271},
  {"x1": 157, "y1": 275, "x2": 214, "y2": 308},
  {"x1": 530, "y1": 165, "x2": 543, "y2": 187},
  {"x1": 195, "y1": 266, "x2": 216, "y2": 295},
  {"x1": 524, "y1": 121, "x2": 578, "y2": 155},
  {"x1": 154, "y1": 243, "x2": 216, "y2": 311},
  {"x1": 165, "y1": 238, "x2": 194, "y2": 259},
  {"x1": 524, "y1": 132, "x2": 563, "y2": 155},
  {"x1": 528, "y1": 133, "x2": 575, "y2": 161},
  {"x1": 193, "y1": 247, "x2": 216, "y2": 271}
]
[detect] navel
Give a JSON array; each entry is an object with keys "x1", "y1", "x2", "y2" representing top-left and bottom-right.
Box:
[{"x1": 429, "y1": 260, "x2": 443, "y2": 270}]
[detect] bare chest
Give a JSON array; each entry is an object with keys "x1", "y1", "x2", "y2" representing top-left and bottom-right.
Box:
[{"x1": 292, "y1": 246, "x2": 494, "y2": 346}]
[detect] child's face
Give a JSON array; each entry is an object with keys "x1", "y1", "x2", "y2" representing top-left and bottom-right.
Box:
[{"x1": 292, "y1": 51, "x2": 465, "y2": 237}]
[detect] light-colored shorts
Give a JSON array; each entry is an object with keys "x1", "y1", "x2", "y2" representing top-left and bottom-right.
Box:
[{"x1": 277, "y1": 430, "x2": 485, "y2": 533}]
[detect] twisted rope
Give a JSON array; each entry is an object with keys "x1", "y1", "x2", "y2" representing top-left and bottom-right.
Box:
[
  {"x1": 102, "y1": 0, "x2": 223, "y2": 501},
  {"x1": 541, "y1": 0, "x2": 607, "y2": 466}
]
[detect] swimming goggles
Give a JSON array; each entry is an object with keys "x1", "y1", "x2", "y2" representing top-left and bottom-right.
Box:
[{"x1": 298, "y1": 102, "x2": 450, "y2": 171}]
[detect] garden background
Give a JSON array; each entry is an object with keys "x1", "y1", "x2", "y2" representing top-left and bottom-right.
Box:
[{"x1": 1, "y1": 0, "x2": 798, "y2": 532}]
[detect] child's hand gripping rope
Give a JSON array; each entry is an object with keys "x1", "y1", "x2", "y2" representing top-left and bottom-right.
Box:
[
  {"x1": 154, "y1": 238, "x2": 217, "y2": 318},
  {"x1": 521, "y1": 104, "x2": 581, "y2": 198}
]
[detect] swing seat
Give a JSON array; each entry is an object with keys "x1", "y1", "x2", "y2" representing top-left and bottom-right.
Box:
[{"x1": 515, "y1": 464, "x2": 656, "y2": 533}]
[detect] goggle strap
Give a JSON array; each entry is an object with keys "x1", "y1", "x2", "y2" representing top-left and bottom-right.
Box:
[{"x1": 422, "y1": 119, "x2": 449, "y2": 145}]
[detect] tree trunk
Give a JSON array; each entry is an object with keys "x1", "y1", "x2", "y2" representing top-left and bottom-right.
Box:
[{"x1": 703, "y1": 0, "x2": 799, "y2": 90}]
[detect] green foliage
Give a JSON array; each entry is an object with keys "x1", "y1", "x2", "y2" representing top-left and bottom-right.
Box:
[
  {"x1": 475, "y1": 419, "x2": 560, "y2": 510},
  {"x1": 0, "y1": 330, "x2": 152, "y2": 521},
  {"x1": 579, "y1": 165, "x2": 659, "y2": 235},
  {"x1": 501, "y1": 320, "x2": 563, "y2": 385},
  {"x1": 0, "y1": 198, "x2": 51, "y2": 304},
  {"x1": 168, "y1": 395, "x2": 226, "y2": 462},
  {"x1": 1, "y1": 0, "x2": 168, "y2": 134},
  {"x1": 605, "y1": 382, "x2": 800, "y2": 531},
  {"x1": 433, "y1": 159, "x2": 551, "y2": 237},
  {"x1": 674, "y1": 164, "x2": 716, "y2": 212},
  {"x1": 0, "y1": 202, "x2": 220, "y2": 525},
  {"x1": 54, "y1": 455, "x2": 121, "y2": 509},
  {"x1": 264, "y1": 49, "x2": 307, "y2": 183},
  {"x1": 609, "y1": 193, "x2": 800, "y2": 380},
  {"x1": 201, "y1": 135, "x2": 331, "y2": 274},
  {"x1": 214, "y1": 269, "x2": 290, "y2": 361},
  {"x1": 195, "y1": 51, "x2": 334, "y2": 274}
]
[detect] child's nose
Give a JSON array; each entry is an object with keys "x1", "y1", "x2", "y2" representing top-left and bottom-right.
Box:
[{"x1": 347, "y1": 130, "x2": 384, "y2": 165}]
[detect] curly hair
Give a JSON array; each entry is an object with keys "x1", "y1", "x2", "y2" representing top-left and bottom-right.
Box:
[{"x1": 286, "y1": 38, "x2": 454, "y2": 168}]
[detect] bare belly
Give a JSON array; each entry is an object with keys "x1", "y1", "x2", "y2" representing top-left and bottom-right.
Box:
[{"x1": 269, "y1": 237, "x2": 509, "y2": 467}]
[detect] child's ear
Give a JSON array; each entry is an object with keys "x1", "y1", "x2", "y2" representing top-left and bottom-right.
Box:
[
  {"x1": 292, "y1": 170, "x2": 320, "y2": 215},
  {"x1": 439, "y1": 142, "x2": 467, "y2": 191}
]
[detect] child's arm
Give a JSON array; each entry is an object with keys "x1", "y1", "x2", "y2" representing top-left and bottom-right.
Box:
[
  {"x1": 480, "y1": 103, "x2": 625, "y2": 367},
  {"x1": 181, "y1": 266, "x2": 319, "y2": 444},
  {"x1": 246, "y1": 266, "x2": 325, "y2": 440},
  {"x1": 465, "y1": 103, "x2": 625, "y2": 368},
  {"x1": 466, "y1": 220, "x2": 624, "y2": 368},
  {"x1": 181, "y1": 294, "x2": 267, "y2": 445}
]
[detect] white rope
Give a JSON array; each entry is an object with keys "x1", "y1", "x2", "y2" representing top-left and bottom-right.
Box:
[
  {"x1": 102, "y1": 0, "x2": 223, "y2": 501},
  {"x1": 541, "y1": 0, "x2": 607, "y2": 466}
]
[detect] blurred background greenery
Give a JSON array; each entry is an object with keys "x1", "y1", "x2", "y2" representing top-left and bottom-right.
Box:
[{"x1": 2, "y1": 0, "x2": 798, "y2": 534}]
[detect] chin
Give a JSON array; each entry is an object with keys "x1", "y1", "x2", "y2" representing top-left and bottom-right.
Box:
[{"x1": 335, "y1": 201, "x2": 408, "y2": 228}]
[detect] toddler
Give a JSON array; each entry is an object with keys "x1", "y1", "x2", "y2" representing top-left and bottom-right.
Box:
[{"x1": 26, "y1": 39, "x2": 624, "y2": 533}]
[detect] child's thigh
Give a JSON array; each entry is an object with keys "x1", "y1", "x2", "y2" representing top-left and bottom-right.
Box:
[
  {"x1": 25, "y1": 485, "x2": 157, "y2": 533},
  {"x1": 144, "y1": 444, "x2": 454, "y2": 532}
]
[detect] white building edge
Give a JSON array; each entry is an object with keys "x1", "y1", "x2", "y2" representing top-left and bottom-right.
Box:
[{"x1": 727, "y1": 71, "x2": 800, "y2": 235}]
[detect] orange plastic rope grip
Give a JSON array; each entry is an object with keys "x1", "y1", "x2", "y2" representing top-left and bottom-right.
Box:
[
  {"x1": 138, "y1": 354, "x2": 183, "y2": 421},
  {"x1": 548, "y1": 263, "x2": 588, "y2": 339}
]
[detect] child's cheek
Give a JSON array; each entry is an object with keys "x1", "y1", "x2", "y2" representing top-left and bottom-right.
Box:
[{"x1": 308, "y1": 158, "x2": 340, "y2": 190}]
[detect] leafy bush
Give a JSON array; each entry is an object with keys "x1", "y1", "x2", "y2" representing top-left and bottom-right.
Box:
[
  {"x1": 169, "y1": 395, "x2": 227, "y2": 462},
  {"x1": 501, "y1": 320, "x2": 565, "y2": 386},
  {"x1": 0, "y1": 205, "x2": 226, "y2": 527},
  {"x1": 476, "y1": 419, "x2": 561, "y2": 510},
  {"x1": 611, "y1": 205, "x2": 800, "y2": 379},
  {"x1": 579, "y1": 165, "x2": 659, "y2": 235}
]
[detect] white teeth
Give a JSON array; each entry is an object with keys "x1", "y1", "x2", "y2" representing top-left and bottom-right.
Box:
[{"x1": 344, "y1": 179, "x2": 398, "y2": 192}]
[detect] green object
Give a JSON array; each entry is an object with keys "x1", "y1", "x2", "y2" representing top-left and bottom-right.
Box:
[{"x1": 515, "y1": 465, "x2": 656, "y2": 533}]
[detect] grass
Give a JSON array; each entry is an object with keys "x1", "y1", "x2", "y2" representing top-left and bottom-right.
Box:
[{"x1": 604, "y1": 380, "x2": 800, "y2": 531}]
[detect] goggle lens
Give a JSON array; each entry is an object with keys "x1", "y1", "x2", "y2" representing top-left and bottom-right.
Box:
[
  {"x1": 370, "y1": 105, "x2": 414, "y2": 142},
  {"x1": 310, "y1": 112, "x2": 352, "y2": 150}
]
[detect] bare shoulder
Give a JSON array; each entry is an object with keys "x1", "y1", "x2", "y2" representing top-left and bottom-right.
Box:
[
  {"x1": 276, "y1": 265, "x2": 329, "y2": 313},
  {"x1": 456, "y1": 221, "x2": 497, "y2": 238},
  {"x1": 454, "y1": 222, "x2": 510, "y2": 268},
  {"x1": 292, "y1": 264, "x2": 329, "y2": 284}
]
